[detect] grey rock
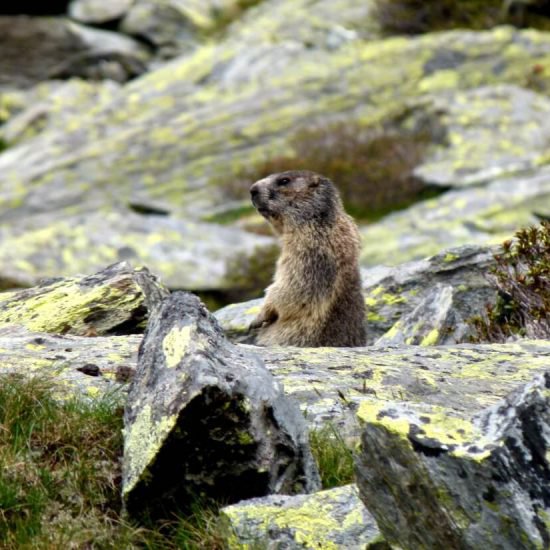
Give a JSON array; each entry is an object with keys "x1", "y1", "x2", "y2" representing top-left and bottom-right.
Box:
[
  {"x1": 258, "y1": 340, "x2": 550, "y2": 436},
  {"x1": 222, "y1": 485, "x2": 383, "y2": 549},
  {"x1": 0, "y1": 79, "x2": 120, "y2": 146},
  {"x1": 0, "y1": 208, "x2": 276, "y2": 291},
  {"x1": 361, "y1": 164, "x2": 550, "y2": 268},
  {"x1": 122, "y1": 292, "x2": 320, "y2": 519},
  {"x1": 364, "y1": 245, "x2": 497, "y2": 345},
  {"x1": 355, "y1": 372, "x2": 550, "y2": 549},
  {"x1": 414, "y1": 85, "x2": 550, "y2": 187},
  {"x1": 0, "y1": 324, "x2": 139, "y2": 399},
  {"x1": 0, "y1": 16, "x2": 149, "y2": 88},
  {"x1": 0, "y1": 261, "x2": 168, "y2": 336},
  {"x1": 69, "y1": 0, "x2": 133, "y2": 24}
]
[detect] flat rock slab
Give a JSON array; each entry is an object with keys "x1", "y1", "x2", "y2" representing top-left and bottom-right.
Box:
[
  {"x1": 355, "y1": 373, "x2": 550, "y2": 549},
  {"x1": 0, "y1": 324, "x2": 140, "y2": 399},
  {"x1": 361, "y1": 164, "x2": 550, "y2": 268},
  {"x1": 0, "y1": 262, "x2": 168, "y2": 335},
  {"x1": 414, "y1": 85, "x2": 550, "y2": 187},
  {"x1": 222, "y1": 484, "x2": 383, "y2": 549},
  {"x1": 0, "y1": 209, "x2": 276, "y2": 290},
  {"x1": 122, "y1": 292, "x2": 320, "y2": 520},
  {"x1": 260, "y1": 340, "x2": 550, "y2": 436}
]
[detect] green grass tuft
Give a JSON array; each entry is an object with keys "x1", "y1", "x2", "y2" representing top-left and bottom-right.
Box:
[{"x1": 309, "y1": 425, "x2": 356, "y2": 489}]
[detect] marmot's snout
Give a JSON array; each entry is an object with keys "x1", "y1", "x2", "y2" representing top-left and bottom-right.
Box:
[{"x1": 250, "y1": 178, "x2": 271, "y2": 216}]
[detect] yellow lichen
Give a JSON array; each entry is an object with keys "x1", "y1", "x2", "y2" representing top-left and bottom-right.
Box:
[
  {"x1": 163, "y1": 325, "x2": 192, "y2": 368},
  {"x1": 123, "y1": 405, "x2": 178, "y2": 496},
  {"x1": 421, "y1": 328, "x2": 439, "y2": 346}
]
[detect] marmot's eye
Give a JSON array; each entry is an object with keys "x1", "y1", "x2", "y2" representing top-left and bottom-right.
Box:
[{"x1": 277, "y1": 177, "x2": 291, "y2": 186}]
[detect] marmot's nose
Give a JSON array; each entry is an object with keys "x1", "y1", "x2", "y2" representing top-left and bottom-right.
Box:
[{"x1": 250, "y1": 183, "x2": 259, "y2": 199}]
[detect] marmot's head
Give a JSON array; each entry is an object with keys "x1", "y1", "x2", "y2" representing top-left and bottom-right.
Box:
[{"x1": 250, "y1": 170, "x2": 341, "y2": 233}]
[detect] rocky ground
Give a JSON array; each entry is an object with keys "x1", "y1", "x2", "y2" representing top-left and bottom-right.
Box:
[
  {"x1": 1, "y1": 1, "x2": 549, "y2": 548},
  {"x1": 1, "y1": 262, "x2": 548, "y2": 548}
]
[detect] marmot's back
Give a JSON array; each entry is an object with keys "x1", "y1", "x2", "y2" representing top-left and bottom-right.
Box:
[{"x1": 249, "y1": 170, "x2": 366, "y2": 347}]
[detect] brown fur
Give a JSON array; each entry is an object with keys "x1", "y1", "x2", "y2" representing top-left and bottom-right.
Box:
[{"x1": 249, "y1": 170, "x2": 366, "y2": 347}]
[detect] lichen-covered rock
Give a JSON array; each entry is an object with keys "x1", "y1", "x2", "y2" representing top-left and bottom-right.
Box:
[
  {"x1": 228, "y1": 0, "x2": 379, "y2": 50},
  {"x1": 258, "y1": 340, "x2": 550, "y2": 436},
  {"x1": 412, "y1": 85, "x2": 550, "y2": 188},
  {"x1": 0, "y1": 16, "x2": 149, "y2": 88},
  {"x1": 364, "y1": 245, "x2": 497, "y2": 345},
  {"x1": 361, "y1": 164, "x2": 550, "y2": 267},
  {"x1": 216, "y1": 244, "x2": 497, "y2": 346},
  {"x1": 69, "y1": 0, "x2": 133, "y2": 24},
  {"x1": 122, "y1": 292, "x2": 320, "y2": 519},
  {"x1": 0, "y1": 324, "x2": 139, "y2": 399},
  {"x1": 355, "y1": 372, "x2": 550, "y2": 549},
  {"x1": 222, "y1": 484, "x2": 383, "y2": 549},
  {"x1": 119, "y1": 0, "x2": 253, "y2": 58},
  {"x1": 0, "y1": 262, "x2": 168, "y2": 335},
  {"x1": 0, "y1": 79, "x2": 120, "y2": 146},
  {"x1": 2, "y1": 27, "x2": 550, "y2": 220},
  {"x1": 1, "y1": 25, "x2": 550, "y2": 282},
  {"x1": 0, "y1": 209, "x2": 276, "y2": 290}
]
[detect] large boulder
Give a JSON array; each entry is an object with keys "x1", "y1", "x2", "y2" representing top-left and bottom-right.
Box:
[
  {"x1": 122, "y1": 292, "x2": 320, "y2": 519},
  {"x1": 0, "y1": 208, "x2": 276, "y2": 290},
  {"x1": 0, "y1": 16, "x2": 149, "y2": 88},
  {"x1": 364, "y1": 245, "x2": 497, "y2": 345},
  {"x1": 0, "y1": 262, "x2": 168, "y2": 335},
  {"x1": 355, "y1": 372, "x2": 550, "y2": 549}
]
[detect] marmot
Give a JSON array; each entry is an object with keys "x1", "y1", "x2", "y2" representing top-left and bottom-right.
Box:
[{"x1": 249, "y1": 170, "x2": 366, "y2": 347}]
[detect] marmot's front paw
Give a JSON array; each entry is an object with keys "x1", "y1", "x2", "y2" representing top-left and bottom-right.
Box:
[{"x1": 249, "y1": 308, "x2": 278, "y2": 331}]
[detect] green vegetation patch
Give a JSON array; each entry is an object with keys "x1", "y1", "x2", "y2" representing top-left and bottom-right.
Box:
[
  {"x1": 470, "y1": 220, "x2": 550, "y2": 342},
  {"x1": 0, "y1": 375, "x2": 232, "y2": 549},
  {"x1": 222, "y1": 122, "x2": 442, "y2": 223},
  {"x1": 309, "y1": 425, "x2": 356, "y2": 490},
  {"x1": 374, "y1": 0, "x2": 550, "y2": 35}
]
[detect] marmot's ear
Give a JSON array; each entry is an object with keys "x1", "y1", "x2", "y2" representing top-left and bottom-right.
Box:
[{"x1": 308, "y1": 175, "x2": 321, "y2": 188}]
